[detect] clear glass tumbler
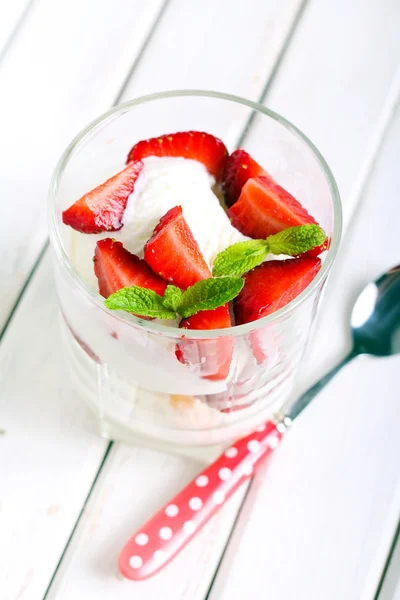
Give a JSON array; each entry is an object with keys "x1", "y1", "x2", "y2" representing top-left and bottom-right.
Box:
[{"x1": 48, "y1": 90, "x2": 342, "y2": 458}]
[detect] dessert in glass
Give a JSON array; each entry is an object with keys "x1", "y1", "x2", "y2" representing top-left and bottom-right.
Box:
[{"x1": 48, "y1": 91, "x2": 342, "y2": 458}]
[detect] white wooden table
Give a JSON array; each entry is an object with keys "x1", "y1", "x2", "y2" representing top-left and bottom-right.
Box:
[{"x1": 1, "y1": 1, "x2": 399, "y2": 598}]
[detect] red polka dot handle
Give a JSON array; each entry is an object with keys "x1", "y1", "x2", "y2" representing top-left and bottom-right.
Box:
[{"x1": 119, "y1": 419, "x2": 287, "y2": 580}]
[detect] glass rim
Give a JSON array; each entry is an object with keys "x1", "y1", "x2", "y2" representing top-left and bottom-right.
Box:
[{"x1": 48, "y1": 89, "x2": 342, "y2": 339}]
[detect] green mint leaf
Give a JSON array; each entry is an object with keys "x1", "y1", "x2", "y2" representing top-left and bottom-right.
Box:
[
  {"x1": 105, "y1": 286, "x2": 176, "y2": 319},
  {"x1": 177, "y1": 277, "x2": 244, "y2": 318},
  {"x1": 163, "y1": 285, "x2": 183, "y2": 311},
  {"x1": 212, "y1": 240, "x2": 269, "y2": 277},
  {"x1": 267, "y1": 224, "x2": 326, "y2": 256}
]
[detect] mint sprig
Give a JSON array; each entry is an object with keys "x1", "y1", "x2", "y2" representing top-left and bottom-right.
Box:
[
  {"x1": 212, "y1": 240, "x2": 268, "y2": 277},
  {"x1": 104, "y1": 277, "x2": 244, "y2": 320},
  {"x1": 163, "y1": 285, "x2": 183, "y2": 311},
  {"x1": 177, "y1": 277, "x2": 244, "y2": 318},
  {"x1": 104, "y1": 286, "x2": 176, "y2": 319},
  {"x1": 266, "y1": 225, "x2": 326, "y2": 256},
  {"x1": 212, "y1": 224, "x2": 326, "y2": 277}
]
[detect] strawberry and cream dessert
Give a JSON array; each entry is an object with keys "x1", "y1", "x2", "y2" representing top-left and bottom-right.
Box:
[{"x1": 59, "y1": 130, "x2": 328, "y2": 446}]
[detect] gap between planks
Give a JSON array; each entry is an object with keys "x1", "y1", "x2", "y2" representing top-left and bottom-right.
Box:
[{"x1": 0, "y1": 0, "x2": 36, "y2": 65}]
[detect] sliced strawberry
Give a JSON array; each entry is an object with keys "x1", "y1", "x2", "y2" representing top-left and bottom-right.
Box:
[
  {"x1": 180, "y1": 305, "x2": 232, "y2": 330},
  {"x1": 127, "y1": 131, "x2": 228, "y2": 181},
  {"x1": 222, "y1": 148, "x2": 272, "y2": 207},
  {"x1": 228, "y1": 175, "x2": 329, "y2": 256},
  {"x1": 228, "y1": 175, "x2": 317, "y2": 240},
  {"x1": 94, "y1": 238, "x2": 167, "y2": 299},
  {"x1": 177, "y1": 305, "x2": 234, "y2": 381},
  {"x1": 234, "y1": 257, "x2": 321, "y2": 324},
  {"x1": 144, "y1": 206, "x2": 211, "y2": 289},
  {"x1": 143, "y1": 207, "x2": 231, "y2": 378},
  {"x1": 62, "y1": 161, "x2": 142, "y2": 233}
]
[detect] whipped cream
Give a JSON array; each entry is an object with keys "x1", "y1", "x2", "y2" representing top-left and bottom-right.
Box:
[
  {"x1": 119, "y1": 156, "x2": 248, "y2": 266},
  {"x1": 68, "y1": 156, "x2": 249, "y2": 293}
]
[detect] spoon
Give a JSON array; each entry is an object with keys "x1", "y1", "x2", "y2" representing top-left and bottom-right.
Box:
[{"x1": 119, "y1": 265, "x2": 400, "y2": 581}]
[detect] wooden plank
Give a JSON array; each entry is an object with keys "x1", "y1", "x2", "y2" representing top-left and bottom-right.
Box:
[
  {"x1": 114, "y1": 0, "x2": 306, "y2": 156},
  {"x1": 246, "y1": 0, "x2": 400, "y2": 223},
  {"x1": 0, "y1": 0, "x2": 166, "y2": 332},
  {"x1": 0, "y1": 253, "x2": 108, "y2": 600},
  {"x1": 208, "y1": 93, "x2": 400, "y2": 600},
  {"x1": 44, "y1": 444, "x2": 247, "y2": 600},
  {"x1": 0, "y1": 0, "x2": 305, "y2": 598},
  {"x1": 41, "y1": 0, "x2": 400, "y2": 598},
  {"x1": 0, "y1": 0, "x2": 32, "y2": 59},
  {"x1": 0, "y1": 1, "x2": 168, "y2": 598},
  {"x1": 123, "y1": 0, "x2": 303, "y2": 99}
]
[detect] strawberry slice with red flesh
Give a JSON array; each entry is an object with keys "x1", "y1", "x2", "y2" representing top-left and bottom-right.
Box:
[
  {"x1": 228, "y1": 175, "x2": 316, "y2": 238},
  {"x1": 127, "y1": 131, "x2": 228, "y2": 182},
  {"x1": 228, "y1": 175, "x2": 327, "y2": 256},
  {"x1": 234, "y1": 257, "x2": 321, "y2": 325},
  {"x1": 222, "y1": 148, "x2": 273, "y2": 207},
  {"x1": 144, "y1": 206, "x2": 233, "y2": 380},
  {"x1": 62, "y1": 161, "x2": 142, "y2": 233},
  {"x1": 144, "y1": 205, "x2": 211, "y2": 289},
  {"x1": 94, "y1": 238, "x2": 167, "y2": 299},
  {"x1": 177, "y1": 305, "x2": 234, "y2": 381}
]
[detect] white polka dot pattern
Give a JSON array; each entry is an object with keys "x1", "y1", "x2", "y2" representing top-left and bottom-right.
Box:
[
  {"x1": 135, "y1": 533, "x2": 149, "y2": 546},
  {"x1": 165, "y1": 504, "x2": 179, "y2": 517},
  {"x1": 119, "y1": 421, "x2": 283, "y2": 581},
  {"x1": 195, "y1": 475, "x2": 209, "y2": 487},
  {"x1": 218, "y1": 467, "x2": 232, "y2": 481},
  {"x1": 247, "y1": 439, "x2": 261, "y2": 453},
  {"x1": 225, "y1": 447, "x2": 238, "y2": 458},
  {"x1": 189, "y1": 497, "x2": 202, "y2": 511},
  {"x1": 129, "y1": 555, "x2": 143, "y2": 569},
  {"x1": 159, "y1": 527, "x2": 173, "y2": 540}
]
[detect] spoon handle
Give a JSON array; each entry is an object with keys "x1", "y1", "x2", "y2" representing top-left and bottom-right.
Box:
[
  {"x1": 288, "y1": 349, "x2": 356, "y2": 420},
  {"x1": 118, "y1": 351, "x2": 356, "y2": 581},
  {"x1": 119, "y1": 421, "x2": 284, "y2": 581}
]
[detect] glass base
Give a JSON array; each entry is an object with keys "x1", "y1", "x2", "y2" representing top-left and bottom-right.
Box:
[
  {"x1": 61, "y1": 318, "x2": 295, "y2": 459},
  {"x1": 91, "y1": 406, "x2": 225, "y2": 462}
]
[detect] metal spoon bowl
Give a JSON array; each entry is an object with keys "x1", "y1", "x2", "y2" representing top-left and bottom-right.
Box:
[
  {"x1": 351, "y1": 266, "x2": 400, "y2": 355},
  {"x1": 288, "y1": 264, "x2": 400, "y2": 420}
]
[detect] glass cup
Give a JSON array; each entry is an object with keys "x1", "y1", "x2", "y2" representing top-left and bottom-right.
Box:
[{"x1": 48, "y1": 90, "x2": 342, "y2": 458}]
